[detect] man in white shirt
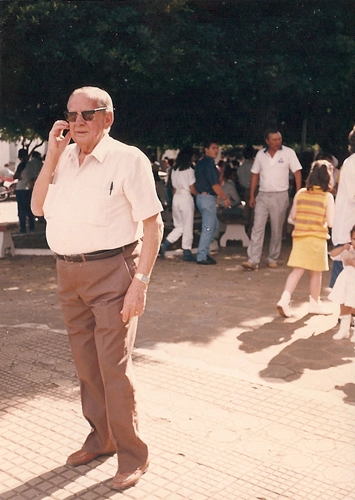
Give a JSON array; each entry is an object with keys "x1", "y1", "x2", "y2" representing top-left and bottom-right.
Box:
[
  {"x1": 242, "y1": 128, "x2": 302, "y2": 270},
  {"x1": 32, "y1": 86, "x2": 163, "y2": 490},
  {"x1": 330, "y1": 125, "x2": 355, "y2": 286}
]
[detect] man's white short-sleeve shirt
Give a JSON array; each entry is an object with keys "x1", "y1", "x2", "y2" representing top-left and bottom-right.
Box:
[
  {"x1": 251, "y1": 145, "x2": 302, "y2": 192},
  {"x1": 332, "y1": 153, "x2": 355, "y2": 245},
  {"x1": 43, "y1": 134, "x2": 163, "y2": 254}
]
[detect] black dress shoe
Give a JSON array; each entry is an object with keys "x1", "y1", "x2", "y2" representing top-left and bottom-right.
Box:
[{"x1": 197, "y1": 256, "x2": 216, "y2": 265}]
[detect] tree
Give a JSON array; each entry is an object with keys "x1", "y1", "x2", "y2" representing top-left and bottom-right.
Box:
[{"x1": 1, "y1": 0, "x2": 355, "y2": 153}]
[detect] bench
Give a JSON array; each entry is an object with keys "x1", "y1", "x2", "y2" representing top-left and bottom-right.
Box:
[
  {"x1": 0, "y1": 222, "x2": 18, "y2": 257},
  {"x1": 218, "y1": 213, "x2": 250, "y2": 248}
]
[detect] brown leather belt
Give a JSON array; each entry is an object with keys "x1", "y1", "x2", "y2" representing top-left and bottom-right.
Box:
[{"x1": 55, "y1": 242, "x2": 137, "y2": 263}]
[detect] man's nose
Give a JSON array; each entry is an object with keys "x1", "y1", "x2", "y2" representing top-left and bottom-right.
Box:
[{"x1": 76, "y1": 113, "x2": 86, "y2": 124}]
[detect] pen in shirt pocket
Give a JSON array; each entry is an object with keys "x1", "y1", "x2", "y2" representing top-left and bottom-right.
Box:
[{"x1": 109, "y1": 182, "x2": 113, "y2": 195}]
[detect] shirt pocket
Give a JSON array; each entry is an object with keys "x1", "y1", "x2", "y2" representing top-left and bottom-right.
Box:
[
  {"x1": 72, "y1": 188, "x2": 113, "y2": 227},
  {"x1": 44, "y1": 184, "x2": 113, "y2": 227}
]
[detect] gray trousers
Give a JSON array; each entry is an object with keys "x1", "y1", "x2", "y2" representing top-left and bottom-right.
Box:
[{"x1": 247, "y1": 190, "x2": 289, "y2": 265}]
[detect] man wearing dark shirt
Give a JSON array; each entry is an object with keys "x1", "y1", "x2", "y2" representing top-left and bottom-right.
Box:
[{"x1": 195, "y1": 141, "x2": 230, "y2": 264}]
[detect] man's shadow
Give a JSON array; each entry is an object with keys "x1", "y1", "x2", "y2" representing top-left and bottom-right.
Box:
[{"x1": 0, "y1": 459, "x2": 119, "y2": 500}]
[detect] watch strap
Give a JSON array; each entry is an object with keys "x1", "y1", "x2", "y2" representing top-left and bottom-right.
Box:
[{"x1": 134, "y1": 273, "x2": 150, "y2": 284}]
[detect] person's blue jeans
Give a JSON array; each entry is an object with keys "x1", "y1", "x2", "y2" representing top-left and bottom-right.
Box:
[
  {"x1": 329, "y1": 244, "x2": 344, "y2": 288},
  {"x1": 15, "y1": 189, "x2": 35, "y2": 233},
  {"x1": 196, "y1": 194, "x2": 218, "y2": 262}
]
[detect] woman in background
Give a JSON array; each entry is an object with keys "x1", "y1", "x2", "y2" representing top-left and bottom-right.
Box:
[{"x1": 159, "y1": 146, "x2": 197, "y2": 261}]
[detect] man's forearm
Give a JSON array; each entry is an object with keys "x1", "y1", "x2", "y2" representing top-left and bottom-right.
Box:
[
  {"x1": 294, "y1": 170, "x2": 302, "y2": 192},
  {"x1": 121, "y1": 213, "x2": 163, "y2": 322},
  {"x1": 136, "y1": 213, "x2": 164, "y2": 277},
  {"x1": 212, "y1": 183, "x2": 226, "y2": 199},
  {"x1": 250, "y1": 173, "x2": 259, "y2": 198},
  {"x1": 31, "y1": 120, "x2": 72, "y2": 216},
  {"x1": 31, "y1": 151, "x2": 60, "y2": 216}
]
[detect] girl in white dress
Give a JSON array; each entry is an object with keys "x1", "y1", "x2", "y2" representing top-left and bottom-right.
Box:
[{"x1": 329, "y1": 224, "x2": 355, "y2": 340}]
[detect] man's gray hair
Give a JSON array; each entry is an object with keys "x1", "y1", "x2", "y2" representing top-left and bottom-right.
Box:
[{"x1": 68, "y1": 86, "x2": 114, "y2": 111}]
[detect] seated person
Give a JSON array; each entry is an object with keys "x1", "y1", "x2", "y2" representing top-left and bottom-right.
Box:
[{"x1": 218, "y1": 164, "x2": 244, "y2": 217}]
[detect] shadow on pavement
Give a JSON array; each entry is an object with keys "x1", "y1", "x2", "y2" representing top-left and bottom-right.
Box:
[
  {"x1": 237, "y1": 315, "x2": 308, "y2": 354},
  {"x1": 335, "y1": 382, "x2": 355, "y2": 406},
  {"x1": 0, "y1": 460, "x2": 117, "y2": 500},
  {"x1": 236, "y1": 310, "x2": 355, "y2": 384},
  {"x1": 259, "y1": 328, "x2": 355, "y2": 382}
]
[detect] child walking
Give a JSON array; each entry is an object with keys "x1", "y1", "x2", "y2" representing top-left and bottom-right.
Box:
[
  {"x1": 277, "y1": 160, "x2": 334, "y2": 317},
  {"x1": 328, "y1": 225, "x2": 355, "y2": 340}
]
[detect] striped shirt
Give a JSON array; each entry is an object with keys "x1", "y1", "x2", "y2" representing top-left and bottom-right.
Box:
[{"x1": 292, "y1": 187, "x2": 329, "y2": 239}]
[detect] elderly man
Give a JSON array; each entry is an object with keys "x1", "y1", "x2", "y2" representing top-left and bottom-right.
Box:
[
  {"x1": 31, "y1": 86, "x2": 163, "y2": 490},
  {"x1": 242, "y1": 127, "x2": 302, "y2": 270}
]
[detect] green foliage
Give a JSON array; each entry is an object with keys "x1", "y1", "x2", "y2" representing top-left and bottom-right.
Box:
[{"x1": 1, "y1": 0, "x2": 355, "y2": 153}]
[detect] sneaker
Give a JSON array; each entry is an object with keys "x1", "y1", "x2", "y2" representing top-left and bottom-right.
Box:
[
  {"x1": 308, "y1": 297, "x2": 332, "y2": 315},
  {"x1": 268, "y1": 262, "x2": 278, "y2": 269},
  {"x1": 333, "y1": 315, "x2": 351, "y2": 340},
  {"x1": 277, "y1": 291, "x2": 291, "y2": 317},
  {"x1": 242, "y1": 261, "x2": 258, "y2": 271},
  {"x1": 333, "y1": 328, "x2": 350, "y2": 340}
]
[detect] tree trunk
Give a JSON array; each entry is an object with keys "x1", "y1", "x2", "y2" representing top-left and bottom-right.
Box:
[{"x1": 301, "y1": 117, "x2": 307, "y2": 152}]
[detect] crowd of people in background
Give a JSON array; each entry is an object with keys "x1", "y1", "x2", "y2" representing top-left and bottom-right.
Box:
[
  {"x1": 2, "y1": 125, "x2": 354, "y2": 341},
  {"x1": 153, "y1": 126, "x2": 355, "y2": 340},
  {"x1": 1, "y1": 149, "x2": 43, "y2": 233}
]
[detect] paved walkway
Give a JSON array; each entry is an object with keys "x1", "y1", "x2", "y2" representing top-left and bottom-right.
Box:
[
  {"x1": 1, "y1": 321, "x2": 354, "y2": 500},
  {"x1": 0, "y1": 203, "x2": 354, "y2": 499}
]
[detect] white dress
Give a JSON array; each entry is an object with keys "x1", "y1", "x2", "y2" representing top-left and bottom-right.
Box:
[{"x1": 328, "y1": 247, "x2": 355, "y2": 307}]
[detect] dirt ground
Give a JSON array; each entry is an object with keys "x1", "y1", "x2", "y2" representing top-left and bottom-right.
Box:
[
  {"x1": 3, "y1": 234, "x2": 352, "y2": 399},
  {"x1": 1, "y1": 255, "x2": 64, "y2": 329},
  {"x1": 0, "y1": 235, "x2": 332, "y2": 341},
  {"x1": 0, "y1": 238, "x2": 297, "y2": 330}
]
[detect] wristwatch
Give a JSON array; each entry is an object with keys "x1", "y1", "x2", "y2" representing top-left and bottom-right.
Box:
[{"x1": 134, "y1": 273, "x2": 150, "y2": 284}]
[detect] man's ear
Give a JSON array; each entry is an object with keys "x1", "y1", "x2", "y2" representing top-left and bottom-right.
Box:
[{"x1": 105, "y1": 110, "x2": 114, "y2": 129}]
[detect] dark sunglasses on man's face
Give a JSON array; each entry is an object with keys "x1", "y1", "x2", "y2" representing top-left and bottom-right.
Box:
[{"x1": 64, "y1": 107, "x2": 107, "y2": 122}]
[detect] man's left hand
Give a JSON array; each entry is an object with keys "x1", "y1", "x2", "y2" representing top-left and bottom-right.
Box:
[{"x1": 120, "y1": 279, "x2": 148, "y2": 322}]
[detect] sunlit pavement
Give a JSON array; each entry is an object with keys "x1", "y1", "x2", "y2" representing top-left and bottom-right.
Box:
[
  {"x1": 0, "y1": 200, "x2": 17, "y2": 224},
  {"x1": 1, "y1": 205, "x2": 354, "y2": 499}
]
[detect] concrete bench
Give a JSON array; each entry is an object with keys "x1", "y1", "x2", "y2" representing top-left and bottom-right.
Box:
[
  {"x1": 0, "y1": 222, "x2": 18, "y2": 257},
  {"x1": 218, "y1": 214, "x2": 250, "y2": 248}
]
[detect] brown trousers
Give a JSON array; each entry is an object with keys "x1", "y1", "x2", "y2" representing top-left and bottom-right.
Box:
[{"x1": 56, "y1": 241, "x2": 148, "y2": 473}]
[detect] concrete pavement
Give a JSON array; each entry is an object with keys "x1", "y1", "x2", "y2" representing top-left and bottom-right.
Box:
[
  {"x1": 0, "y1": 204, "x2": 354, "y2": 499},
  {"x1": 1, "y1": 318, "x2": 354, "y2": 500}
]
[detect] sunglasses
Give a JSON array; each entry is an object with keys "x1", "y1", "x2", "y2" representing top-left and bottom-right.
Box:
[{"x1": 64, "y1": 107, "x2": 107, "y2": 122}]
